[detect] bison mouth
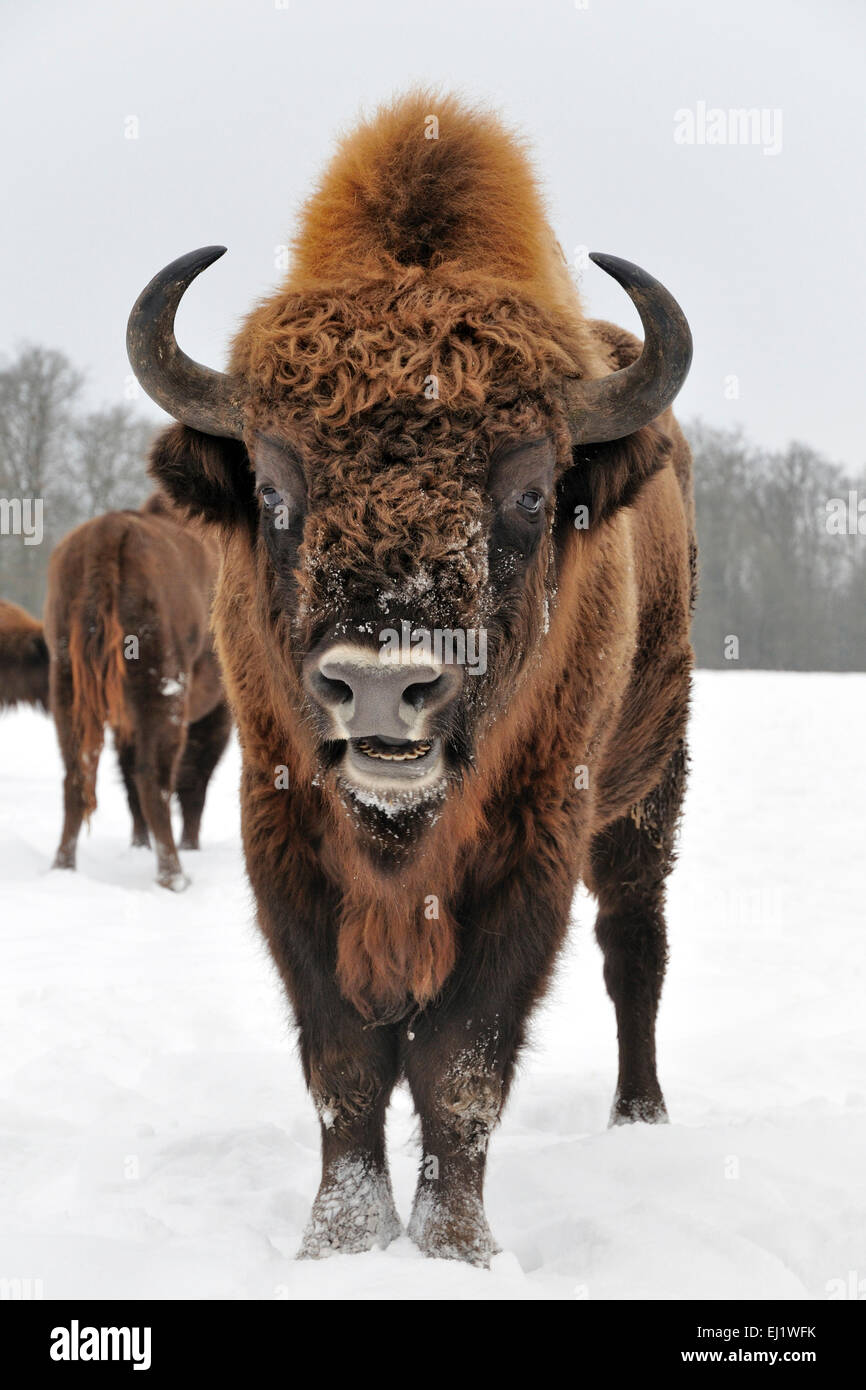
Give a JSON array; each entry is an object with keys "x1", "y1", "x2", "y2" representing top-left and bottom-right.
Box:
[
  {"x1": 355, "y1": 735, "x2": 432, "y2": 763},
  {"x1": 344, "y1": 734, "x2": 444, "y2": 789}
]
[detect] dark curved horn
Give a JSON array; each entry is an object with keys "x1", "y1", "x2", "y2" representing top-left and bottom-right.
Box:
[
  {"x1": 126, "y1": 246, "x2": 245, "y2": 439},
  {"x1": 565, "y1": 253, "x2": 692, "y2": 444}
]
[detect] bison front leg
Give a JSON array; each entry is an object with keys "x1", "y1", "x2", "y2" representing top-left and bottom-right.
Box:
[
  {"x1": 404, "y1": 1023, "x2": 505, "y2": 1267},
  {"x1": 402, "y1": 874, "x2": 569, "y2": 1266},
  {"x1": 298, "y1": 1018, "x2": 402, "y2": 1259}
]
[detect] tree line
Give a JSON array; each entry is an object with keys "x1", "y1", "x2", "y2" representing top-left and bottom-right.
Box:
[
  {"x1": 0, "y1": 344, "x2": 863, "y2": 669},
  {"x1": 688, "y1": 418, "x2": 865, "y2": 669}
]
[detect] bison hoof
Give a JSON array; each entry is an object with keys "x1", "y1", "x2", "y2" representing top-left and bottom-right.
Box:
[
  {"x1": 157, "y1": 867, "x2": 191, "y2": 893},
  {"x1": 298, "y1": 1158, "x2": 402, "y2": 1259},
  {"x1": 609, "y1": 1091, "x2": 669, "y2": 1126},
  {"x1": 408, "y1": 1187, "x2": 498, "y2": 1268}
]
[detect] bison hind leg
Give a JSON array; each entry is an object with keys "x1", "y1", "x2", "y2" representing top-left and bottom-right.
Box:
[
  {"x1": 52, "y1": 763, "x2": 92, "y2": 870},
  {"x1": 116, "y1": 740, "x2": 150, "y2": 848},
  {"x1": 128, "y1": 718, "x2": 189, "y2": 892},
  {"x1": 175, "y1": 700, "x2": 231, "y2": 851},
  {"x1": 588, "y1": 741, "x2": 688, "y2": 1127},
  {"x1": 51, "y1": 684, "x2": 100, "y2": 871}
]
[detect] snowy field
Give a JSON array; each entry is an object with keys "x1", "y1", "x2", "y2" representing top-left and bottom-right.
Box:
[{"x1": 0, "y1": 671, "x2": 863, "y2": 1301}]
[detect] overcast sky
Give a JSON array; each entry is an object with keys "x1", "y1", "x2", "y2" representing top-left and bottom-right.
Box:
[{"x1": 2, "y1": 0, "x2": 864, "y2": 469}]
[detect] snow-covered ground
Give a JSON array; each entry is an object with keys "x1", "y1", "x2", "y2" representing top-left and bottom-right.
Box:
[{"x1": 0, "y1": 672, "x2": 863, "y2": 1300}]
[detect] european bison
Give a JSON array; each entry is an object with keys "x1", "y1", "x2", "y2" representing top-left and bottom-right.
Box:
[
  {"x1": 0, "y1": 599, "x2": 49, "y2": 710},
  {"x1": 128, "y1": 91, "x2": 694, "y2": 1263},
  {"x1": 44, "y1": 493, "x2": 231, "y2": 889}
]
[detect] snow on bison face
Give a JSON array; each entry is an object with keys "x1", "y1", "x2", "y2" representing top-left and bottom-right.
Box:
[{"x1": 250, "y1": 418, "x2": 557, "y2": 820}]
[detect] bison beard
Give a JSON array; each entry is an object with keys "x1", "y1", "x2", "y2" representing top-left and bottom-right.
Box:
[{"x1": 132, "y1": 89, "x2": 695, "y2": 1264}]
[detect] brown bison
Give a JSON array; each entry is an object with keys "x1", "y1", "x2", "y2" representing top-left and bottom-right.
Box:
[
  {"x1": 44, "y1": 493, "x2": 231, "y2": 890},
  {"x1": 128, "y1": 91, "x2": 694, "y2": 1263},
  {"x1": 0, "y1": 598, "x2": 49, "y2": 710}
]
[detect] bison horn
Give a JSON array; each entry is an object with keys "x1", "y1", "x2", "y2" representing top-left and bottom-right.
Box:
[
  {"x1": 126, "y1": 245, "x2": 245, "y2": 439},
  {"x1": 565, "y1": 253, "x2": 692, "y2": 444}
]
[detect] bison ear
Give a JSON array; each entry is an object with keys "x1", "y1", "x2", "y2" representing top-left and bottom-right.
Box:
[
  {"x1": 557, "y1": 422, "x2": 672, "y2": 532},
  {"x1": 148, "y1": 423, "x2": 254, "y2": 527}
]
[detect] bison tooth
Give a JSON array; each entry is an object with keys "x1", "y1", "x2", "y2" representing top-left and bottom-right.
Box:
[{"x1": 355, "y1": 739, "x2": 433, "y2": 761}]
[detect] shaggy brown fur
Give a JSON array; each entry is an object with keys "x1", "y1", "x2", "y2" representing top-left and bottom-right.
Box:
[
  {"x1": 0, "y1": 599, "x2": 49, "y2": 710},
  {"x1": 148, "y1": 89, "x2": 695, "y2": 1263},
  {"x1": 44, "y1": 493, "x2": 231, "y2": 889}
]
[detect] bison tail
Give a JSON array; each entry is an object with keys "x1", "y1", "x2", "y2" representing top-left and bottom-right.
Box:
[
  {"x1": 67, "y1": 548, "x2": 131, "y2": 819},
  {"x1": 0, "y1": 601, "x2": 50, "y2": 711}
]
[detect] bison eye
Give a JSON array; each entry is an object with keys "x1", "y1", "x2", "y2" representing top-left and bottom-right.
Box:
[
  {"x1": 516, "y1": 490, "x2": 543, "y2": 516},
  {"x1": 258, "y1": 484, "x2": 283, "y2": 510}
]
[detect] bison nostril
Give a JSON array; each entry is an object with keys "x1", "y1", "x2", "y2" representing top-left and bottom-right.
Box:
[
  {"x1": 403, "y1": 674, "x2": 444, "y2": 712},
  {"x1": 311, "y1": 672, "x2": 353, "y2": 709}
]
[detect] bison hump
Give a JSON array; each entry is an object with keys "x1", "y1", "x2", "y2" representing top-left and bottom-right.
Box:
[{"x1": 289, "y1": 88, "x2": 559, "y2": 287}]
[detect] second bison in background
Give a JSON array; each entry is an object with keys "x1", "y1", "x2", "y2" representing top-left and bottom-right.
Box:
[{"x1": 44, "y1": 493, "x2": 231, "y2": 889}]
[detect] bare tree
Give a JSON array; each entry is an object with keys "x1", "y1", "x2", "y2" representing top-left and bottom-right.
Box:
[
  {"x1": 68, "y1": 405, "x2": 156, "y2": 517},
  {"x1": 0, "y1": 345, "x2": 83, "y2": 498}
]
